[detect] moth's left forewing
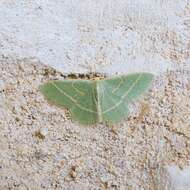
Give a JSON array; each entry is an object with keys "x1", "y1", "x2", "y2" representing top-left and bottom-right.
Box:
[{"x1": 40, "y1": 79, "x2": 99, "y2": 125}]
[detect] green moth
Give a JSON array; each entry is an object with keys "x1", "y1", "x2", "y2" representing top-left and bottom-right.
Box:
[{"x1": 40, "y1": 73, "x2": 153, "y2": 125}]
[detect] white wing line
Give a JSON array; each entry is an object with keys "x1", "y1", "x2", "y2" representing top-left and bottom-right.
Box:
[
  {"x1": 112, "y1": 77, "x2": 124, "y2": 93},
  {"x1": 72, "y1": 81, "x2": 85, "y2": 96},
  {"x1": 102, "y1": 74, "x2": 142, "y2": 114},
  {"x1": 50, "y1": 81, "x2": 97, "y2": 113}
]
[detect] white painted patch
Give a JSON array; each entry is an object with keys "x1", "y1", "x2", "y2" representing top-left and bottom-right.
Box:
[
  {"x1": 0, "y1": 0, "x2": 189, "y2": 75},
  {"x1": 156, "y1": 164, "x2": 190, "y2": 190}
]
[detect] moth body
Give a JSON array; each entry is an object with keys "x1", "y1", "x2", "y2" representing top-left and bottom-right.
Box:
[{"x1": 95, "y1": 81, "x2": 103, "y2": 123}]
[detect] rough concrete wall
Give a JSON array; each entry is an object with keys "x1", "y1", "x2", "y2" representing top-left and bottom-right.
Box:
[
  {"x1": 0, "y1": 1, "x2": 190, "y2": 190},
  {"x1": 0, "y1": 0, "x2": 189, "y2": 74},
  {"x1": 0, "y1": 60, "x2": 190, "y2": 190}
]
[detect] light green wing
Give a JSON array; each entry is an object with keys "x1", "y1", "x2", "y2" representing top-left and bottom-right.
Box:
[
  {"x1": 40, "y1": 80, "x2": 98, "y2": 125},
  {"x1": 100, "y1": 73, "x2": 153, "y2": 123},
  {"x1": 40, "y1": 73, "x2": 153, "y2": 125}
]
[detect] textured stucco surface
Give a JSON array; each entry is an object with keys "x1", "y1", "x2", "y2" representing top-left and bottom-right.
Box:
[
  {"x1": 0, "y1": 58, "x2": 190, "y2": 190},
  {"x1": 0, "y1": 0, "x2": 190, "y2": 190}
]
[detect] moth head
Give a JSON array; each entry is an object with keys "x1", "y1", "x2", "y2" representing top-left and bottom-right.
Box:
[{"x1": 91, "y1": 76, "x2": 105, "y2": 81}]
